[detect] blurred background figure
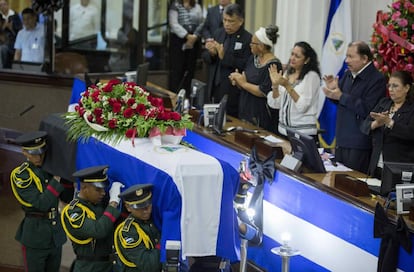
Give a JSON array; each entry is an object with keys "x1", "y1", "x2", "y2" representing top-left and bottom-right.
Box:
[
  {"x1": 0, "y1": 0, "x2": 22, "y2": 68},
  {"x1": 69, "y1": 0, "x2": 99, "y2": 41},
  {"x1": 202, "y1": 0, "x2": 231, "y2": 40},
  {"x1": 168, "y1": 0, "x2": 204, "y2": 95},
  {"x1": 14, "y1": 8, "x2": 44, "y2": 63},
  {"x1": 108, "y1": 1, "x2": 138, "y2": 72},
  {"x1": 267, "y1": 41, "x2": 321, "y2": 140},
  {"x1": 229, "y1": 25, "x2": 282, "y2": 133},
  {"x1": 361, "y1": 70, "x2": 414, "y2": 178}
]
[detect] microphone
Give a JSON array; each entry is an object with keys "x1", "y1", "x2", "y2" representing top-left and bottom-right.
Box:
[
  {"x1": 190, "y1": 85, "x2": 197, "y2": 109},
  {"x1": 175, "y1": 70, "x2": 189, "y2": 94},
  {"x1": 174, "y1": 89, "x2": 186, "y2": 114}
]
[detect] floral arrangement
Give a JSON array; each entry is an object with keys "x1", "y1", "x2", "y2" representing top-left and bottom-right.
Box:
[
  {"x1": 371, "y1": 0, "x2": 414, "y2": 79},
  {"x1": 64, "y1": 79, "x2": 193, "y2": 145}
]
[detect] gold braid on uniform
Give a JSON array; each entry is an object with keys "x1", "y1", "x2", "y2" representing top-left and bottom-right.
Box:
[
  {"x1": 10, "y1": 162, "x2": 43, "y2": 207},
  {"x1": 61, "y1": 200, "x2": 97, "y2": 245},
  {"x1": 114, "y1": 218, "x2": 154, "y2": 268}
]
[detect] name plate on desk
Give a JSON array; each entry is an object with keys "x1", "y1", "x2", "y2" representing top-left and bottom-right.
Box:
[
  {"x1": 254, "y1": 138, "x2": 284, "y2": 160},
  {"x1": 334, "y1": 174, "x2": 370, "y2": 197},
  {"x1": 234, "y1": 130, "x2": 259, "y2": 149}
]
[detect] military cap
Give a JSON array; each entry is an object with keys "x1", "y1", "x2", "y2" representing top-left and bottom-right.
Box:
[
  {"x1": 72, "y1": 165, "x2": 109, "y2": 189},
  {"x1": 15, "y1": 131, "x2": 48, "y2": 155},
  {"x1": 120, "y1": 184, "x2": 153, "y2": 209}
]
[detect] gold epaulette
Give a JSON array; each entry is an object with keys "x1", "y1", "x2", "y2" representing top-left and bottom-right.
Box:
[
  {"x1": 11, "y1": 162, "x2": 32, "y2": 188},
  {"x1": 114, "y1": 220, "x2": 138, "y2": 268},
  {"x1": 122, "y1": 217, "x2": 134, "y2": 232},
  {"x1": 69, "y1": 199, "x2": 79, "y2": 209},
  {"x1": 18, "y1": 162, "x2": 29, "y2": 174},
  {"x1": 61, "y1": 201, "x2": 95, "y2": 245},
  {"x1": 10, "y1": 163, "x2": 43, "y2": 207}
]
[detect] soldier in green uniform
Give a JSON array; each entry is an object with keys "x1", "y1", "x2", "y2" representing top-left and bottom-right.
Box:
[
  {"x1": 10, "y1": 131, "x2": 67, "y2": 272},
  {"x1": 114, "y1": 184, "x2": 163, "y2": 272},
  {"x1": 61, "y1": 165, "x2": 124, "y2": 272}
]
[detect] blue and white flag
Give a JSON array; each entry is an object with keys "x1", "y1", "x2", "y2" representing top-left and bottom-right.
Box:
[
  {"x1": 68, "y1": 78, "x2": 86, "y2": 112},
  {"x1": 318, "y1": 0, "x2": 352, "y2": 148}
]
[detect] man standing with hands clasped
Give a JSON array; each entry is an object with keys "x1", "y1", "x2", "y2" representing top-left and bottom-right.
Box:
[
  {"x1": 10, "y1": 131, "x2": 67, "y2": 272},
  {"x1": 322, "y1": 41, "x2": 386, "y2": 173},
  {"x1": 202, "y1": 3, "x2": 252, "y2": 117},
  {"x1": 61, "y1": 165, "x2": 124, "y2": 272}
]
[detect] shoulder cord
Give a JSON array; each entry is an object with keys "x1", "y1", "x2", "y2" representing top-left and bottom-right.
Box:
[
  {"x1": 61, "y1": 203, "x2": 96, "y2": 245},
  {"x1": 10, "y1": 166, "x2": 43, "y2": 207},
  {"x1": 114, "y1": 221, "x2": 154, "y2": 268}
]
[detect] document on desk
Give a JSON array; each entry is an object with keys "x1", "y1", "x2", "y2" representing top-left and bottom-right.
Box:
[
  {"x1": 263, "y1": 135, "x2": 285, "y2": 143},
  {"x1": 320, "y1": 150, "x2": 352, "y2": 172},
  {"x1": 323, "y1": 160, "x2": 353, "y2": 172},
  {"x1": 357, "y1": 177, "x2": 382, "y2": 187}
]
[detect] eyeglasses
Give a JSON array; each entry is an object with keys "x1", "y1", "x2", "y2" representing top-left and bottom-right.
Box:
[{"x1": 387, "y1": 83, "x2": 401, "y2": 90}]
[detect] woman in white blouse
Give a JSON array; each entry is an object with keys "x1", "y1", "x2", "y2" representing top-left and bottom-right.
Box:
[{"x1": 267, "y1": 41, "x2": 321, "y2": 138}]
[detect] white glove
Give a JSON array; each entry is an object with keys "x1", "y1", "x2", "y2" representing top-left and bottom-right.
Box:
[{"x1": 109, "y1": 182, "x2": 124, "y2": 204}]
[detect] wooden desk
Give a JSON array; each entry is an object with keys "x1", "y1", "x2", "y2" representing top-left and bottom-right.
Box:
[
  {"x1": 191, "y1": 115, "x2": 291, "y2": 158},
  {"x1": 190, "y1": 115, "x2": 414, "y2": 231},
  {"x1": 183, "y1": 117, "x2": 414, "y2": 272}
]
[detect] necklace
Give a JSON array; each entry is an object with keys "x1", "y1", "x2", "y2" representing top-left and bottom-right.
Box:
[
  {"x1": 389, "y1": 103, "x2": 401, "y2": 118},
  {"x1": 254, "y1": 54, "x2": 276, "y2": 68}
]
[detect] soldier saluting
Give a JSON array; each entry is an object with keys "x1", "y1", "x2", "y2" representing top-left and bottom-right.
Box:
[{"x1": 61, "y1": 165, "x2": 124, "y2": 272}]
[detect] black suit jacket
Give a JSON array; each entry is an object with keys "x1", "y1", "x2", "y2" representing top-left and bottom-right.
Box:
[
  {"x1": 201, "y1": 27, "x2": 252, "y2": 116},
  {"x1": 336, "y1": 62, "x2": 387, "y2": 149},
  {"x1": 202, "y1": 5, "x2": 223, "y2": 39},
  {"x1": 361, "y1": 97, "x2": 414, "y2": 175}
]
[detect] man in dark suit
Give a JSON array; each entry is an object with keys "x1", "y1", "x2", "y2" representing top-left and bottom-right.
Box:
[
  {"x1": 322, "y1": 41, "x2": 386, "y2": 173},
  {"x1": 202, "y1": 0, "x2": 231, "y2": 40},
  {"x1": 202, "y1": 3, "x2": 252, "y2": 117}
]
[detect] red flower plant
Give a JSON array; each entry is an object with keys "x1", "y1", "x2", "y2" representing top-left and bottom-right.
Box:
[{"x1": 372, "y1": 0, "x2": 414, "y2": 79}]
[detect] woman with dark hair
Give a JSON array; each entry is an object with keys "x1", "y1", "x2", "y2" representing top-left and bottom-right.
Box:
[
  {"x1": 361, "y1": 70, "x2": 414, "y2": 177},
  {"x1": 267, "y1": 41, "x2": 321, "y2": 137},
  {"x1": 168, "y1": 0, "x2": 204, "y2": 95},
  {"x1": 229, "y1": 25, "x2": 282, "y2": 133}
]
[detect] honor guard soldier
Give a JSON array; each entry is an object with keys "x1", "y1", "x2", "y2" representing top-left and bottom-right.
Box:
[
  {"x1": 10, "y1": 131, "x2": 67, "y2": 272},
  {"x1": 61, "y1": 165, "x2": 124, "y2": 272},
  {"x1": 114, "y1": 184, "x2": 163, "y2": 272}
]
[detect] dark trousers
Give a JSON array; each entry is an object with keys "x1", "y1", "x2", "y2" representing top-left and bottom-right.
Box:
[
  {"x1": 335, "y1": 147, "x2": 371, "y2": 174},
  {"x1": 22, "y1": 244, "x2": 62, "y2": 272},
  {"x1": 168, "y1": 34, "x2": 200, "y2": 96}
]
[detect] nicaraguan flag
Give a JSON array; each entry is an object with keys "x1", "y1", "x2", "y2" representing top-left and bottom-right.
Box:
[
  {"x1": 68, "y1": 78, "x2": 86, "y2": 112},
  {"x1": 318, "y1": 0, "x2": 352, "y2": 148}
]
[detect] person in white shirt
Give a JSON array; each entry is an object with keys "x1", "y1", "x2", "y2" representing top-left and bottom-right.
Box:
[
  {"x1": 69, "y1": 0, "x2": 99, "y2": 40},
  {"x1": 0, "y1": 0, "x2": 22, "y2": 67},
  {"x1": 267, "y1": 41, "x2": 321, "y2": 138},
  {"x1": 14, "y1": 8, "x2": 44, "y2": 63}
]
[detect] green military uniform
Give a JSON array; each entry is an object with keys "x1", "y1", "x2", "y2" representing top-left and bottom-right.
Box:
[
  {"x1": 10, "y1": 131, "x2": 67, "y2": 272},
  {"x1": 114, "y1": 184, "x2": 162, "y2": 272},
  {"x1": 115, "y1": 215, "x2": 162, "y2": 272},
  {"x1": 61, "y1": 197, "x2": 121, "y2": 272},
  {"x1": 61, "y1": 165, "x2": 121, "y2": 272}
]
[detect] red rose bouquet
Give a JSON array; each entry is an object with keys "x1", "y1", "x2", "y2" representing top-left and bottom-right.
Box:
[
  {"x1": 372, "y1": 0, "x2": 414, "y2": 78},
  {"x1": 64, "y1": 79, "x2": 193, "y2": 145}
]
